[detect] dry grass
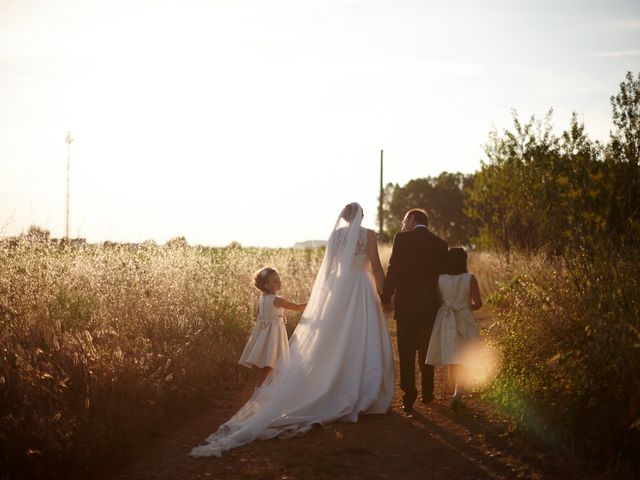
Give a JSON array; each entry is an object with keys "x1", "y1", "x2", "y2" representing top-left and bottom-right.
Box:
[
  {"x1": 468, "y1": 250, "x2": 510, "y2": 299},
  {"x1": 0, "y1": 241, "x2": 323, "y2": 479},
  {"x1": 3, "y1": 238, "x2": 559, "y2": 479}
]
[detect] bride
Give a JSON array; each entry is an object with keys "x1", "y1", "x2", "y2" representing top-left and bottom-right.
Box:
[{"x1": 190, "y1": 202, "x2": 395, "y2": 457}]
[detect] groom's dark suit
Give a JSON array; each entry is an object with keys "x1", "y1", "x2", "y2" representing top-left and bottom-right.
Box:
[{"x1": 381, "y1": 226, "x2": 448, "y2": 410}]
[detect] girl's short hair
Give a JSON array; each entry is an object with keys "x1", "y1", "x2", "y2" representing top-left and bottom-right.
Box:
[
  {"x1": 406, "y1": 208, "x2": 429, "y2": 227},
  {"x1": 254, "y1": 267, "x2": 277, "y2": 292},
  {"x1": 444, "y1": 247, "x2": 468, "y2": 275}
]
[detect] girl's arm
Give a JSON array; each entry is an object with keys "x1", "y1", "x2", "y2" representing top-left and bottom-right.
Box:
[
  {"x1": 274, "y1": 296, "x2": 307, "y2": 312},
  {"x1": 470, "y1": 274, "x2": 483, "y2": 310},
  {"x1": 366, "y1": 229, "x2": 386, "y2": 295}
]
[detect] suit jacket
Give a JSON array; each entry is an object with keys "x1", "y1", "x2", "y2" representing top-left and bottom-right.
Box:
[{"x1": 381, "y1": 227, "x2": 448, "y2": 316}]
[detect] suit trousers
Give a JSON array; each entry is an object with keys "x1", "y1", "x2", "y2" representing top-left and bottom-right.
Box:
[{"x1": 395, "y1": 311, "x2": 437, "y2": 406}]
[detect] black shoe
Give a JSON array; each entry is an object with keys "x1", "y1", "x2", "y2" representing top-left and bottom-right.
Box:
[
  {"x1": 449, "y1": 396, "x2": 463, "y2": 412},
  {"x1": 401, "y1": 403, "x2": 414, "y2": 414},
  {"x1": 421, "y1": 394, "x2": 434, "y2": 404}
]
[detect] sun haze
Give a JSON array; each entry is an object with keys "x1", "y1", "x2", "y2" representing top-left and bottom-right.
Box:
[{"x1": 1, "y1": 0, "x2": 638, "y2": 246}]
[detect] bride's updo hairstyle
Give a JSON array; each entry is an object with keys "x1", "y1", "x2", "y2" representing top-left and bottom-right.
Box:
[
  {"x1": 340, "y1": 203, "x2": 361, "y2": 223},
  {"x1": 254, "y1": 267, "x2": 277, "y2": 293},
  {"x1": 444, "y1": 247, "x2": 468, "y2": 275}
]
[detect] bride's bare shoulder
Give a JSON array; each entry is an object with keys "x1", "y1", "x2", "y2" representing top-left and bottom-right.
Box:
[{"x1": 359, "y1": 229, "x2": 378, "y2": 250}]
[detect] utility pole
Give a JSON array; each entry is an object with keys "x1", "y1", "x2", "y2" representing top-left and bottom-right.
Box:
[
  {"x1": 378, "y1": 149, "x2": 384, "y2": 236},
  {"x1": 65, "y1": 131, "x2": 73, "y2": 239}
]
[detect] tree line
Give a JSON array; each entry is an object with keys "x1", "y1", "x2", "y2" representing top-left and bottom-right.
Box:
[{"x1": 381, "y1": 71, "x2": 639, "y2": 256}]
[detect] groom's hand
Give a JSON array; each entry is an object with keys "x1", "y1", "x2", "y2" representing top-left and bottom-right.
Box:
[{"x1": 382, "y1": 302, "x2": 394, "y2": 313}]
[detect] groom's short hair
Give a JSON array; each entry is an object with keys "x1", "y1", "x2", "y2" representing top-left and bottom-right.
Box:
[{"x1": 406, "y1": 208, "x2": 429, "y2": 226}]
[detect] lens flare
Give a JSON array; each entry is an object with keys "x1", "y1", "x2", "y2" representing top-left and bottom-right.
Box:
[{"x1": 458, "y1": 340, "x2": 501, "y2": 390}]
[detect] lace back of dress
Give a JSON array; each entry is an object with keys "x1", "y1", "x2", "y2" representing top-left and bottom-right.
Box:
[{"x1": 355, "y1": 227, "x2": 368, "y2": 255}]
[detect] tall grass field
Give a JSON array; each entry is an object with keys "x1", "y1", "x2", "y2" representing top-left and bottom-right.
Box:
[
  {"x1": 2, "y1": 240, "x2": 638, "y2": 478},
  {"x1": 0, "y1": 241, "x2": 322, "y2": 479}
]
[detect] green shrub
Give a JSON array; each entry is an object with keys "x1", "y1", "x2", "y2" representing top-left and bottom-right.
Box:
[{"x1": 487, "y1": 250, "x2": 640, "y2": 474}]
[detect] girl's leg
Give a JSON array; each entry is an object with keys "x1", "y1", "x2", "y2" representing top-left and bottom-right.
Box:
[
  {"x1": 447, "y1": 364, "x2": 456, "y2": 393},
  {"x1": 449, "y1": 364, "x2": 465, "y2": 411},
  {"x1": 451, "y1": 365, "x2": 468, "y2": 399},
  {"x1": 448, "y1": 365, "x2": 460, "y2": 397},
  {"x1": 258, "y1": 366, "x2": 273, "y2": 386}
]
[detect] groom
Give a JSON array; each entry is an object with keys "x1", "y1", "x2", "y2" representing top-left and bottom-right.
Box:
[{"x1": 381, "y1": 208, "x2": 448, "y2": 413}]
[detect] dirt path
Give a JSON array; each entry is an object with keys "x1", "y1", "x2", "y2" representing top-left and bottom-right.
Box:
[{"x1": 109, "y1": 312, "x2": 567, "y2": 480}]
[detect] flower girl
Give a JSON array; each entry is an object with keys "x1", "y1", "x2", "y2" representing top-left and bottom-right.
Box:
[
  {"x1": 425, "y1": 247, "x2": 483, "y2": 411},
  {"x1": 239, "y1": 267, "x2": 307, "y2": 386}
]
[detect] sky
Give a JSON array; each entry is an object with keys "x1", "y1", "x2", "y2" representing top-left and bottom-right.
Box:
[{"x1": 1, "y1": 0, "x2": 639, "y2": 247}]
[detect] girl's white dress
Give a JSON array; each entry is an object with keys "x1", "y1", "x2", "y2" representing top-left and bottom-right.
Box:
[
  {"x1": 426, "y1": 273, "x2": 480, "y2": 366},
  {"x1": 239, "y1": 294, "x2": 290, "y2": 369}
]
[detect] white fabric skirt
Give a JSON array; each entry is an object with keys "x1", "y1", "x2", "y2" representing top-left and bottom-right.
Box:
[
  {"x1": 426, "y1": 305, "x2": 480, "y2": 366},
  {"x1": 238, "y1": 318, "x2": 290, "y2": 369}
]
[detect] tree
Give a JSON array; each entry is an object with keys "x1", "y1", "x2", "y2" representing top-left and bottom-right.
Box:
[
  {"x1": 465, "y1": 73, "x2": 639, "y2": 256},
  {"x1": 610, "y1": 71, "x2": 640, "y2": 165},
  {"x1": 382, "y1": 172, "x2": 477, "y2": 245},
  {"x1": 165, "y1": 236, "x2": 189, "y2": 248},
  {"x1": 608, "y1": 71, "x2": 640, "y2": 244},
  {"x1": 466, "y1": 110, "x2": 562, "y2": 253},
  {"x1": 466, "y1": 109, "x2": 607, "y2": 254},
  {"x1": 24, "y1": 225, "x2": 50, "y2": 243}
]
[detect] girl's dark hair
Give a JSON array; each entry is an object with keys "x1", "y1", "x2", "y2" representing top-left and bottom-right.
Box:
[
  {"x1": 444, "y1": 247, "x2": 468, "y2": 275},
  {"x1": 254, "y1": 267, "x2": 277, "y2": 293}
]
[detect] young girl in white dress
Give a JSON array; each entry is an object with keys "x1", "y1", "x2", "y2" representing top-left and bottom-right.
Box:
[
  {"x1": 425, "y1": 247, "x2": 483, "y2": 411},
  {"x1": 239, "y1": 267, "x2": 307, "y2": 386}
]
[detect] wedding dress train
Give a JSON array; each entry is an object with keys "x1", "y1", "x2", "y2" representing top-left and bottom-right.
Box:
[{"x1": 190, "y1": 203, "x2": 394, "y2": 457}]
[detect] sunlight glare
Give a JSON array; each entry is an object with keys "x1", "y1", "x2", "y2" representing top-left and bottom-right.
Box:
[{"x1": 458, "y1": 340, "x2": 501, "y2": 390}]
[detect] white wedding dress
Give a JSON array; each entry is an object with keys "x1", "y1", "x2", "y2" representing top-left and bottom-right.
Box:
[{"x1": 190, "y1": 203, "x2": 395, "y2": 457}]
